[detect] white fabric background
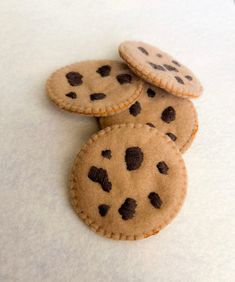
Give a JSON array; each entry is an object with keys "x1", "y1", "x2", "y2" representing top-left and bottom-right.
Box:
[{"x1": 0, "y1": 1, "x2": 234, "y2": 281}]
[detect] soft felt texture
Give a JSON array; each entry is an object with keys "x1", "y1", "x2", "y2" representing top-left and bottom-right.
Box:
[
  {"x1": 119, "y1": 41, "x2": 203, "y2": 98},
  {"x1": 46, "y1": 60, "x2": 144, "y2": 116},
  {"x1": 99, "y1": 85, "x2": 198, "y2": 153},
  {"x1": 70, "y1": 124, "x2": 187, "y2": 240}
]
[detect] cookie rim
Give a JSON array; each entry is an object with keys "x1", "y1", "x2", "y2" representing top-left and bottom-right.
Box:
[
  {"x1": 180, "y1": 101, "x2": 198, "y2": 153},
  {"x1": 119, "y1": 41, "x2": 203, "y2": 99},
  {"x1": 69, "y1": 123, "x2": 188, "y2": 240},
  {"x1": 46, "y1": 60, "x2": 144, "y2": 117},
  {"x1": 98, "y1": 97, "x2": 198, "y2": 154}
]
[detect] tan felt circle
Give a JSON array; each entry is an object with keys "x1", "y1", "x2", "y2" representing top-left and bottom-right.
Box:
[
  {"x1": 46, "y1": 60, "x2": 144, "y2": 117},
  {"x1": 119, "y1": 41, "x2": 203, "y2": 98},
  {"x1": 70, "y1": 124, "x2": 187, "y2": 240},
  {"x1": 99, "y1": 85, "x2": 198, "y2": 153}
]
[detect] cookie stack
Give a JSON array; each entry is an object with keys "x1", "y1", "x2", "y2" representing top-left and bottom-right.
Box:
[{"x1": 46, "y1": 41, "x2": 203, "y2": 240}]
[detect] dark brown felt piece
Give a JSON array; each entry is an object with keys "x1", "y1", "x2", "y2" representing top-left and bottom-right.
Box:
[
  {"x1": 129, "y1": 101, "x2": 141, "y2": 116},
  {"x1": 148, "y1": 192, "x2": 162, "y2": 209},
  {"x1": 185, "y1": 75, "x2": 193, "y2": 81},
  {"x1": 175, "y1": 76, "x2": 184, "y2": 85},
  {"x1": 118, "y1": 198, "x2": 137, "y2": 220},
  {"x1": 161, "y1": 106, "x2": 176, "y2": 123},
  {"x1": 147, "y1": 88, "x2": 156, "y2": 97},
  {"x1": 116, "y1": 74, "x2": 132, "y2": 84},
  {"x1": 148, "y1": 62, "x2": 165, "y2": 71},
  {"x1": 163, "y1": 64, "x2": 178, "y2": 72},
  {"x1": 172, "y1": 60, "x2": 181, "y2": 67},
  {"x1": 90, "y1": 93, "x2": 106, "y2": 101},
  {"x1": 88, "y1": 166, "x2": 112, "y2": 192},
  {"x1": 166, "y1": 132, "x2": 177, "y2": 141},
  {"x1": 66, "y1": 72, "x2": 83, "y2": 86},
  {"x1": 101, "y1": 150, "x2": 112, "y2": 159},
  {"x1": 125, "y1": 147, "x2": 144, "y2": 171},
  {"x1": 98, "y1": 204, "x2": 110, "y2": 216},
  {"x1": 138, "y1": 46, "x2": 149, "y2": 56},
  {"x1": 157, "y1": 161, "x2": 169, "y2": 174},
  {"x1": 96, "y1": 65, "x2": 111, "y2": 77},
  {"x1": 65, "y1": 92, "x2": 77, "y2": 99},
  {"x1": 146, "y1": 122, "x2": 155, "y2": 128}
]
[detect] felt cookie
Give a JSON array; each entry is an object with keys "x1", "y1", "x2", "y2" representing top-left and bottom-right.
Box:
[
  {"x1": 46, "y1": 60, "x2": 144, "y2": 116},
  {"x1": 70, "y1": 123, "x2": 187, "y2": 240},
  {"x1": 99, "y1": 85, "x2": 198, "y2": 153},
  {"x1": 119, "y1": 41, "x2": 203, "y2": 98}
]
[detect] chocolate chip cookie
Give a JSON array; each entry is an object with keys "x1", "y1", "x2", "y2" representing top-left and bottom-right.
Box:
[
  {"x1": 99, "y1": 85, "x2": 198, "y2": 153},
  {"x1": 46, "y1": 60, "x2": 144, "y2": 116},
  {"x1": 70, "y1": 123, "x2": 187, "y2": 240},
  {"x1": 119, "y1": 41, "x2": 203, "y2": 98}
]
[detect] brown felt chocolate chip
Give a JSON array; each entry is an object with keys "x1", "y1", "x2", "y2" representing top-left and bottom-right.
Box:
[
  {"x1": 138, "y1": 46, "x2": 149, "y2": 55},
  {"x1": 66, "y1": 72, "x2": 83, "y2": 86},
  {"x1": 163, "y1": 64, "x2": 179, "y2": 72},
  {"x1": 129, "y1": 101, "x2": 141, "y2": 116},
  {"x1": 161, "y1": 106, "x2": 176, "y2": 123},
  {"x1": 125, "y1": 147, "x2": 144, "y2": 171},
  {"x1": 148, "y1": 62, "x2": 165, "y2": 71},
  {"x1": 146, "y1": 122, "x2": 155, "y2": 128},
  {"x1": 88, "y1": 166, "x2": 112, "y2": 192},
  {"x1": 98, "y1": 204, "x2": 110, "y2": 217},
  {"x1": 166, "y1": 132, "x2": 177, "y2": 141},
  {"x1": 148, "y1": 192, "x2": 162, "y2": 209},
  {"x1": 90, "y1": 93, "x2": 106, "y2": 101},
  {"x1": 101, "y1": 149, "x2": 112, "y2": 159},
  {"x1": 116, "y1": 74, "x2": 132, "y2": 84},
  {"x1": 172, "y1": 60, "x2": 181, "y2": 67},
  {"x1": 65, "y1": 92, "x2": 77, "y2": 99},
  {"x1": 185, "y1": 75, "x2": 193, "y2": 81},
  {"x1": 147, "y1": 88, "x2": 156, "y2": 98},
  {"x1": 157, "y1": 161, "x2": 169, "y2": 174},
  {"x1": 118, "y1": 198, "x2": 137, "y2": 220},
  {"x1": 175, "y1": 76, "x2": 184, "y2": 85},
  {"x1": 157, "y1": 53, "x2": 162, "y2": 58},
  {"x1": 96, "y1": 65, "x2": 111, "y2": 77}
]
